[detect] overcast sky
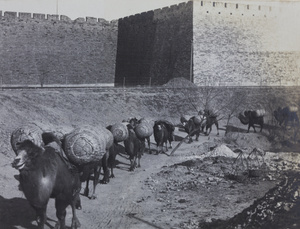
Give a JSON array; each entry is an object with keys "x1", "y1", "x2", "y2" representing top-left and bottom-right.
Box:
[{"x1": 0, "y1": 0, "x2": 296, "y2": 20}]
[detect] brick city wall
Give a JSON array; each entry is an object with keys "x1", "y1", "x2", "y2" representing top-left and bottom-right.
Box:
[
  {"x1": 115, "y1": 1, "x2": 193, "y2": 86},
  {"x1": 0, "y1": 1, "x2": 298, "y2": 87},
  {"x1": 0, "y1": 11, "x2": 118, "y2": 85},
  {"x1": 193, "y1": 0, "x2": 300, "y2": 86}
]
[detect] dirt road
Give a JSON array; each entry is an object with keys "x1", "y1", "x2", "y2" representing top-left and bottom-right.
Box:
[{"x1": 0, "y1": 126, "x2": 280, "y2": 229}]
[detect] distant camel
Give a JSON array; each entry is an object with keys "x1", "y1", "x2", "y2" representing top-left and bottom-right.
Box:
[{"x1": 238, "y1": 109, "x2": 265, "y2": 133}]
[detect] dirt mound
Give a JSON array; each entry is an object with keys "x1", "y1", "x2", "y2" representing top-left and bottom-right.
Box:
[
  {"x1": 144, "y1": 155, "x2": 277, "y2": 229},
  {"x1": 163, "y1": 77, "x2": 198, "y2": 88},
  {"x1": 199, "y1": 171, "x2": 300, "y2": 229},
  {"x1": 207, "y1": 144, "x2": 238, "y2": 158},
  {"x1": 224, "y1": 132, "x2": 272, "y2": 153}
]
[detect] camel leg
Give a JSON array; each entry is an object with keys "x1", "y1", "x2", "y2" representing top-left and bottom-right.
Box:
[
  {"x1": 195, "y1": 132, "x2": 199, "y2": 141},
  {"x1": 129, "y1": 157, "x2": 136, "y2": 171},
  {"x1": 137, "y1": 153, "x2": 141, "y2": 168},
  {"x1": 165, "y1": 141, "x2": 168, "y2": 152},
  {"x1": 54, "y1": 198, "x2": 68, "y2": 229},
  {"x1": 83, "y1": 173, "x2": 90, "y2": 197},
  {"x1": 147, "y1": 137, "x2": 151, "y2": 153},
  {"x1": 109, "y1": 150, "x2": 117, "y2": 178},
  {"x1": 215, "y1": 121, "x2": 219, "y2": 135},
  {"x1": 100, "y1": 153, "x2": 110, "y2": 184},
  {"x1": 206, "y1": 126, "x2": 212, "y2": 136},
  {"x1": 247, "y1": 124, "x2": 251, "y2": 133},
  {"x1": 34, "y1": 206, "x2": 47, "y2": 229},
  {"x1": 90, "y1": 165, "x2": 101, "y2": 199},
  {"x1": 71, "y1": 195, "x2": 81, "y2": 229}
]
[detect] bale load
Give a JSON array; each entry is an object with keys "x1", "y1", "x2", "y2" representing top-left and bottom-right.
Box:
[
  {"x1": 10, "y1": 123, "x2": 44, "y2": 155},
  {"x1": 182, "y1": 115, "x2": 193, "y2": 122},
  {"x1": 63, "y1": 125, "x2": 113, "y2": 165},
  {"x1": 138, "y1": 118, "x2": 155, "y2": 128},
  {"x1": 110, "y1": 123, "x2": 129, "y2": 142},
  {"x1": 135, "y1": 122, "x2": 153, "y2": 139},
  {"x1": 193, "y1": 115, "x2": 203, "y2": 125},
  {"x1": 255, "y1": 109, "x2": 266, "y2": 117},
  {"x1": 181, "y1": 115, "x2": 203, "y2": 126},
  {"x1": 289, "y1": 105, "x2": 298, "y2": 112},
  {"x1": 97, "y1": 126, "x2": 114, "y2": 148}
]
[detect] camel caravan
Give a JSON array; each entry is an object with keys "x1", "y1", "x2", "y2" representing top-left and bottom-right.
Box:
[{"x1": 9, "y1": 105, "x2": 299, "y2": 228}]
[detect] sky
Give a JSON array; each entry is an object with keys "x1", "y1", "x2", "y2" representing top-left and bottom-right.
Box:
[{"x1": 0, "y1": 0, "x2": 298, "y2": 20}]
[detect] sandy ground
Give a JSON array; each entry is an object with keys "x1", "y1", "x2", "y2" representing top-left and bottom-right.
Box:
[
  {"x1": 0, "y1": 87, "x2": 299, "y2": 229},
  {"x1": 0, "y1": 126, "x2": 284, "y2": 229}
]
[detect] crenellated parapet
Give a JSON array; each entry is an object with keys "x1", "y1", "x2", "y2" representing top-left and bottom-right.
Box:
[
  {"x1": 118, "y1": 0, "x2": 277, "y2": 22},
  {"x1": 196, "y1": 0, "x2": 276, "y2": 18},
  {"x1": 1, "y1": 10, "x2": 117, "y2": 27}
]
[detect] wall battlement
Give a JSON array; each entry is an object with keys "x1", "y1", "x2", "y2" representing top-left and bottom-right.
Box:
[
  {"x1": 119, "y1": 0, "x2": 277, "y2": 22},
  {"x1": 197, "y1": 0, "x2": 276, "y2": 17},
  {"x1": 1, "y1": 10, "x2": 118, "y2": 25},
  {"x1": 120, "y1": 1, "x2": 192, "y2": 21}
]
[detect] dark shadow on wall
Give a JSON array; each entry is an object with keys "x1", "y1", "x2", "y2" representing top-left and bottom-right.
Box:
[{"x1": 115, "y1": 2, "x2": 193, "y2": 87}]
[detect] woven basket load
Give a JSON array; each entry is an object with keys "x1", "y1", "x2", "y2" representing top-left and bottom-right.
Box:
[
  {"x1": 139, "y1": 118, "x2": 155, "y2": 128},
  {"x1": 135, "y1": 122, "x2": 153, "y2": 139},
  {"x1": 10, "y1": 123, "x2": 43, "y2": 155},
  {"x1": 110, "y1": 123, "x2": 129, "y2": 142},
  {"x1": 63, "y1": 126, "x2": 112, "y2": 165},
  {"x1": 289, "y1": 105, "x2": 298, "y2": 112},
  {"x1": 255, "y1": 109, "x2": 266, "y2": 117},
  {"x1": 183, "y1": 115, "x2": 193, "y2": 122},
  {"x1": 193, "y1": 115, "x2": 203, "y2": 125},
  {"x1": 97, "y1": 126, "x2": 114, "y2": 149}
]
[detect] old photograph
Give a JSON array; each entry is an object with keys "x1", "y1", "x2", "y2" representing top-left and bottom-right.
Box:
[{"x1": 0, "y1": 0, "x2": 299, "y2": 228}]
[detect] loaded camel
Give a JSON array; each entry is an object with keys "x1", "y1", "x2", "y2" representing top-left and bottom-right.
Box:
[
  {"x1": 238, "y1": 109, "x2": 265, "y2": 133},
  {"x1": 153, "y1": 120, "x2": 175, "y2": 154},
  {"x1": 12, "y1": 135, "x2": 81, "y2": 229},
  {"x1": 274, "y1": 106, "x2": 299, "y2": 127}
]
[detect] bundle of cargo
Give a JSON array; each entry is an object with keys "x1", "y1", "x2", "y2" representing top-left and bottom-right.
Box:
[
  {"x1": 10, "y1": 123, "x2": 44, "y2": 155},
  {"x1": 135, "y1": 122, "x2": 153, "y2": 139},
  {"x1": 138, "y1": 118, "x2": 155, "y2": 128},
  {"x1": 289, "y1": 105, "x2": 298, "y2": 112},
  {"x1": 180, "y1": 115, "x2": 203, "y2": 126},
  {"x1": 193, "y1": 115, "x2": 203, "y2": 125},
  {"x1": 109, "y1": 123, "x2": 129, "y2": 142},
  {"x1": 182, "y1": 115, "x2": 193, "y2": 122},
  {"x1": 63, "y1": 125, "x2": 113, "y2": 165},
  {"x1": 254, "y1": 109, "x2": 266, "y2": 117},
  {"x1": 97, "y1": 126, "x2": 114, "y2": 148}
]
